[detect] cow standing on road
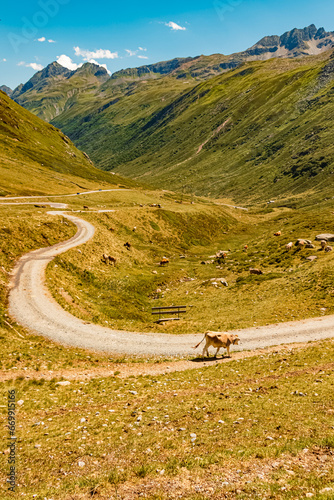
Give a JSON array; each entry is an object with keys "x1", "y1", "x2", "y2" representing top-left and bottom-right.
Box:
[{"x1": 194, "y1": 332, "x2": 240, "y2": 358}]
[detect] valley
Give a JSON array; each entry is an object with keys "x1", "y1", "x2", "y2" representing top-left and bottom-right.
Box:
[{"x1": 1, "y1": 22, "x2": 334, "y2": 500}]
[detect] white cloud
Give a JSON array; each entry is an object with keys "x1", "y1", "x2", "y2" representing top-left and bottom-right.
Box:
[
  {"x1": 138, "y1": 47, "x2": 147, "y2": 51},
  {"x1": 165, "y1": 21, "x2": 186, "y2": 31},
  {"x1": 74, "y1": 47, "x2": 118, "y2": 61},
  {"x1": 36, "y1": 37, "x2": 55, "y2": 43},
  {"x1": 138, "y1": 55, "x2": 149, "y2": 60},
  {"x1": 28, "y1": 63, "x2": 44, "y2": 71},
  {"x1": 18, "y1": 61, "x2": 44, "y2": 71},
  {"x1": 57, "y1": 54, "x2": 82, "y2": 71},
  {"x1": 125, "y1": 49, "x2": 137, "y2": 57},
  {"x1": 2, "y1": 58, "x2": 7, "y2": 62}
]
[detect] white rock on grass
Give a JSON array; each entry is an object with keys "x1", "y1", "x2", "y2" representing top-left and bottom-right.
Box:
[
  {"x1": 78, "y1": 461, "x2": 85, "y2": 467},
  {"x1": 17, "y1": 400, "x2": 24, "y2": 406},
  {"x1": 320, "y1": 487, "x2": 334, "y2": 493},
  {"x1": 56, "y1": 381, "x2": 71, "y2": 386},
  {"x1": 80, "y1": 418, "x2": 86, "y2": 423}
]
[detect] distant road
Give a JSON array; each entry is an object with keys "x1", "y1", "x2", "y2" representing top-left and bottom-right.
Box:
[
  {"x1": 8, "y1": 210, "x2": 334, "y2": 356},
  {"x1": 0, "y1": 188, "x2": 129, "y2": 202}
]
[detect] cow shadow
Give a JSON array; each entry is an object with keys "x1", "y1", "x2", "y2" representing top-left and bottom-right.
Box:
[{"x1": 190, "y1": 356, "x2": 230, "y2": 363}]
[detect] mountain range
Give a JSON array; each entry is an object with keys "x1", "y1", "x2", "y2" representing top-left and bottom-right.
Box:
[{"x1": 2, "y1": 24, "x2": 334, "y2": 202}]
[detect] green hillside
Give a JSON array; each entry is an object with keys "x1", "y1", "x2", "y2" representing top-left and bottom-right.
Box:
[
  {"x1": 50, "y1": 51, "x2": 334, "y2": 203},
  {"x1": 0, "y1": 91, "x2": 134, "y2": 196}
]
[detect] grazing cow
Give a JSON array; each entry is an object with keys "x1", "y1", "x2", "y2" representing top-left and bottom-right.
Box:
[
  {"x1": 321, "y1": 240, "x2": 327, "y2": 250},
  {"x1": 244, "y1": 245, "x2": 248, "y2": 251},
  {"x1": 160, "y1": 257, "x2": 169, "y2": 266},
  {"x1": 325, "y1": 246, "x2": 333, "y2": 252},
  {"x1": 102, "y1": 254, "x2": 116, "y2": 266},
  {"x1": 274, "y1": 231, "x2": 282, "y2": 237},
  {"x1": 124, "y1": 242, "x2": 131, "y2": 250},
  {"x1": 250, "y1": 268, "x2": 263, "y2": 275},
  {"x1": 286, "y1": 242, "x2": 293, "y2": 251},
  {"x1": 194, "y1": 332, "x2": 240, "y2": 358}
]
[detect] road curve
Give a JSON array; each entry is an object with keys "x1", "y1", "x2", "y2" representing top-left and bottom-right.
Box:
[{"x1": 8, "y1": 211, "x2": 334, "y2": 356}]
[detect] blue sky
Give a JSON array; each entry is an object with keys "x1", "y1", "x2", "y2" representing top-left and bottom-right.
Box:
[{"x1": 1, "y1": 0, "x2": 334, "y2": 88}]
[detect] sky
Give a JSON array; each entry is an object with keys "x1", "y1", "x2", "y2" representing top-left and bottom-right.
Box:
[{"x1": 1, "y1": 0, "x2": 334, "y2": 89}]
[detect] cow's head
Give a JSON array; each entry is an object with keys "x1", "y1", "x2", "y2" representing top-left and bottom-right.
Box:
[{"x1": 231, "y1": 335, "x2": 240, "y2": 345}]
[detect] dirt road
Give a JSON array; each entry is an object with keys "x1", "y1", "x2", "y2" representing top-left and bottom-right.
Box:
[{"x1": 8, "y1": 211, "x2": 334, "y2": 356}]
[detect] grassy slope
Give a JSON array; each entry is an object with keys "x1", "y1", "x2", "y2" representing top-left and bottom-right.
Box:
[
  {"x1": 0, "y1": 91, "x2": 137, "y2": 196},
  {"x1": 49, "y1": 51, "x2": 334, "y2": 203},
  {"x1": 1, "y1": 339, "x2": 334, "y2": 499},
  {"x1": 42, "y1": 190, "x2": 334, "y2": 335},
  {"x1": 1, "y1": 193, "x2": 334, "y2": 499}
]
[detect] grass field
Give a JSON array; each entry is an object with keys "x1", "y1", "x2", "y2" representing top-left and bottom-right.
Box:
[
  {"x1": 1, "y1": 340, "x2": 334, "y2": 499},
  {"x1": 1, "y1": 189, "x2": 334, "y2": 499},
  {"x1": 40, "y1": 190, "x2": 334, "y2": 335}
]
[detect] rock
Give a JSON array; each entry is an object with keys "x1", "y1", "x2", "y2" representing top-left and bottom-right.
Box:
[
  {"x1": 78, "y1": 461, "x2": 85, "y2": 467},
  {"x1": 320, "y1": 487, "x2": 334, "y2": 494},
  {"x1": 305, "y1": 244, "x2": 315, "y2": 249},
  {"x1": 17, "y1": 400, "x2": 24, "y2": 406},
  {"x1": 80, "y1": 418, "x2": 86, "y2": 423},
  {"x1": 129, "y1": 391, "x2": 138, "y2": 395},
  {"x1": 325, "y1": 246, "x2": 333, "y2": 252},
  {"x1": 218, "y1": 420, "x2": 225, "y2": 424},
  {"x1": 221, "y1": 280, "x2": 228, "y2": 287},
  {"x1": 305, "y1": 493, "x2": 314, "y2": 498},
  {"x1": 306, "y1": 256, "x2": 317, "y2": 262},
  {"x1": 56, "y1": 381, "x2": 71, "y2": 386},
  {"x1": 316, "y1": 234, "x2": 334, "y2": 242},
  {"x1": 35, "y1": 444, "x2": 41, "y2": 448},
  {"x1": 266, "y1": 436, "x2": 274, "y2": 441}
]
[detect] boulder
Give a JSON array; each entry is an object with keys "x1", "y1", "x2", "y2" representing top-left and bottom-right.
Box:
[{"x1": 316, "y1": 234, "x2": 334, "y2": 242}]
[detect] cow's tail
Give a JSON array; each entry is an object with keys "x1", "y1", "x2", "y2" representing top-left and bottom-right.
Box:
[{"x1": 193, "y1": 334, "x2": 207, "y2": 350}]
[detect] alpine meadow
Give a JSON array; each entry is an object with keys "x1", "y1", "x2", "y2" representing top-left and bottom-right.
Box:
[{"x1": 1, "y1": 18, "x2": 334, "y2": 500}]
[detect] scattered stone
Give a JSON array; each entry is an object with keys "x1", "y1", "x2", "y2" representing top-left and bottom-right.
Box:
[
  {"x1": 305, "y1": 493, "x2": 314, "y2": 498},
  {"x1": 56, "y1": 381, "x2": 71, "y2": 386},
  {"x1": 17, "y1": 400, "x2": 24, "y2": 406},
  {"x1": 152, "y1": 271, "x2": 158, "y2": 274},
  {"x1": 266, "y1": 436, "x2": 274, "y2": 441},
  {"x1": 80, "y1": 418, "x2": 86, "y2": 423},
  {"x1": 34, "y1": 444, "x2": 41, "y2": 449},
  {"x1": 320, "y1": 487, "x2": 334, "y2": 494},
  {"x1": 78, "y1": 461, "x2": 85, "y2": 467},
  {"x1": 316, "y1": 234, "x2": 334, "y2": 242},
  {"x1": 129, "y1": 391, "x2": 138, "y2": 395},
  {"x1": 306, "y1": 256, "x2": 317, "y2": 262},
  {"x1": 218, "y1": 420, "x2": 225, "y2": 424},
  {"x1": 190, "y1": 433, "x2": 197, "y2": 442}
]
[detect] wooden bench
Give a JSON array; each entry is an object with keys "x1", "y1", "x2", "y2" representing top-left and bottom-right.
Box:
[{"x1": 152, "y1": 305, "x2": 187, "y2": 324}]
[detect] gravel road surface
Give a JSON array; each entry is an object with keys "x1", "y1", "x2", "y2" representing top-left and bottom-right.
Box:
[{"x1": 8, "y1": 211, "x2": 334, "y2": 356}]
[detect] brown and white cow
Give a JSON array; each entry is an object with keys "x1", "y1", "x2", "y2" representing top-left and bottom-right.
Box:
[{"x1": 193, "y1": 332, "x2": 240, "y2": 358}]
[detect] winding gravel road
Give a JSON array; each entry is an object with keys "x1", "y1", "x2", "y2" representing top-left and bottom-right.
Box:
[{"x1": 7, "y1": 210, "x2": 334, "y2": 356}]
